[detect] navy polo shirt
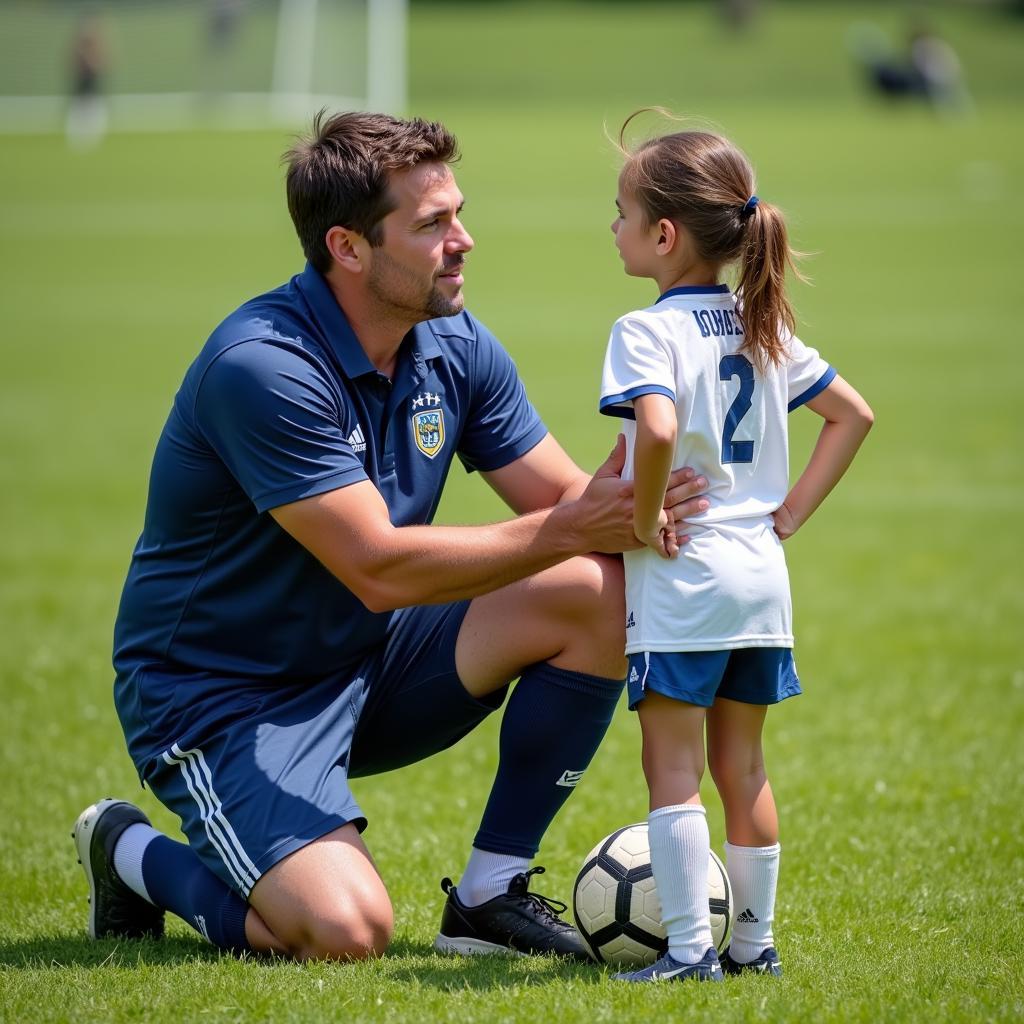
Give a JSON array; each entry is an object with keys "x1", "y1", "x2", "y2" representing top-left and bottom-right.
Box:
[{"x1": 113, "y1": 263, "x2": 547, "y2": 755}]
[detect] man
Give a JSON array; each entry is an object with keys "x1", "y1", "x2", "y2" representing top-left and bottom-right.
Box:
[{"x1": 74, "y1": 111, "x2": 707, "y2": 962}]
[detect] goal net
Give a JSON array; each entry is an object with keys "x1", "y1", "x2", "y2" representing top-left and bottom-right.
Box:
[{"x1": 0, "y1": 0, "x2": 407, "y2": 134}]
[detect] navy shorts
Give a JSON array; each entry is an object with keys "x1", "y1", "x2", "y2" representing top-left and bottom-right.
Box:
[
  {"x1": 626, "y1": 648, "x2": 801, "y2": 711},
  {"x1": 138, "y1": 600, "x2": 506, "y2": 897}
]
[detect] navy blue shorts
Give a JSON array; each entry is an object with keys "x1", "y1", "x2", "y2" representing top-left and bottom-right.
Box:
[
  {"x1": 626, "y1": 648, "x2": 801, "y2": 711},
  {"x1": 138, "y1": 600, "x2": 506, "y2": 897}
]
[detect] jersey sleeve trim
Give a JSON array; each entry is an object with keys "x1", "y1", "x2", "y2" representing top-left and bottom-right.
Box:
[
  {"x1": 254, "y1": 465, "x2": 370, "y2": 514},
  {"x1": 788, "y1": 365, "x2": 837, "y2": 412},
  {"x1": 599, "y1": 384, "x2": 677, "y2": 421}
]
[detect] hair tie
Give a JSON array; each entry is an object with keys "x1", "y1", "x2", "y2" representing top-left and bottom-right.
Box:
[{"x1": 740, "y1": 195, "x2": 759, "y2": 221}]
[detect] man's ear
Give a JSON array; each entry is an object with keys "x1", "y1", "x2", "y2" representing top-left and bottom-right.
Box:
[
  {"x1": 655, "y1": 218, "x2": 678, "y2": 256},
  {"x1": 325, "y1": 225, "x2": 367, "y2": 275}
]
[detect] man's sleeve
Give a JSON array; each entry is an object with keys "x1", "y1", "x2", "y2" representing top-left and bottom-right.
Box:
[
  {"x1": 785, "y1": 335, "x2": 837, "y2": 412},
  {"x1": 457, "y1": 322, "x2": 548, "y2": 473},
  {"x1": 598, "y1": 316, "x2": 676, "y2": 421},
  {"x1": 193, "y1": 340, "x2": 368, "y2": 513}
]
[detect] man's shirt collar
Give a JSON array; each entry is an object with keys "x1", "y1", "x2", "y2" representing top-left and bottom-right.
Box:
[{"x1": 297, "y1": 261, "x2": 442, "y2": 380}]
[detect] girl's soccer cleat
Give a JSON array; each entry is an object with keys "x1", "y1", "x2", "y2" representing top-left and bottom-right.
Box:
[
  {"x1": 720, "y1": 945, "x2": 783, "y2": 976},
  {"x1": 613, "y1": 947, "x2": 724, "y2": 983}
]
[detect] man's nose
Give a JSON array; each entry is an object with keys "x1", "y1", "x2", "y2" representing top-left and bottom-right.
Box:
[{"x1": 450, "y1": 218, "x2": 474, "y2": 252}]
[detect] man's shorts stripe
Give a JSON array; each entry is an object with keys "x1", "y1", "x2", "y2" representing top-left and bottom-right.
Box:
[
  {"x1": 162, "y1": 743, "x2": 262, "y2": 895},
  {"x1": 162, "y1": 744, "x2": 250, "y2": 892},
  {"x1": 183, "y1": 743, "x2": 261, "y2": 892}
]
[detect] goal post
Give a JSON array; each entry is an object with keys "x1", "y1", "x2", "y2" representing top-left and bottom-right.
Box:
[{"x1": 0, "y1": 0, "x2": 408, "y2": 135}]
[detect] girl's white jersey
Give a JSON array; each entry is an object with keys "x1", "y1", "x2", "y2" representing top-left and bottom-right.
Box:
[{"x1": 599, "y1": 284, "x2": 835, "y2": 653}]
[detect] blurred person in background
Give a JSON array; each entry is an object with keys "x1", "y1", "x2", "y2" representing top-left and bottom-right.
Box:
[
  {"x1": 718, "y1": 0, "x2": 760, "y2": 33},
  {"x1": 208, "y1": 0, "x2": 246, "y2": 51},
  {"x1": 202, "y1": 0, "x2": 248, "y2": 101},
  {"x1": 65, "y1": 10, "x2": 110, "y2": 149},
  {"x1": 849, "y1": 19, "x2": 972, "y2": 112}
]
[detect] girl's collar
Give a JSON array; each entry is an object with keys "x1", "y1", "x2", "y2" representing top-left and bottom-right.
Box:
[{"x1": 657, "y1": 284, "x2": 731, "y2": 302}]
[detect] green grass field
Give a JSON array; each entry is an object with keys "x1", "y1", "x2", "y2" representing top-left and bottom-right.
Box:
[{"x1": 2, "y1": 2, "x2": 1023, "y2": 1021}]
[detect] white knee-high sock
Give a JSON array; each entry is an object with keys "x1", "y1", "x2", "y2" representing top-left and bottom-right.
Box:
[
  {"x1": 457, "y1": 848, "x2": 530, "y2": 907},
  {"x1": 112, "y1": 822, "x2": 161, "y2": 904},
  {"x1": 725, "y1": 841, "x2": 780, "y2": 962},
  {"x1": 648, "y1": 804, "x2": 714, "y2": 964}
]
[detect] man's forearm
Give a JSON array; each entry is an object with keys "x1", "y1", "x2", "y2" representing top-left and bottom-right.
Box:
[
  {"x1": 273, "y1": 440, "x2": 647, "y2": 614},
  {"x1": 554, "y1": 467, "x2": 592, "y2": 505},
  {"x1": 353, "y1": 503, "x2": 592, "y2": 611}
]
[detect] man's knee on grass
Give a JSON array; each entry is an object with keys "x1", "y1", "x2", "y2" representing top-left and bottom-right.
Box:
[{"x1": 282, "y1": 898, "x2": 395, "y2": 962}]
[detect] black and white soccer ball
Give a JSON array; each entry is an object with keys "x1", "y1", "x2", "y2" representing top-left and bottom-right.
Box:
[{"x1": 572, "y1": 822, "x2": 732, "y2": 967}]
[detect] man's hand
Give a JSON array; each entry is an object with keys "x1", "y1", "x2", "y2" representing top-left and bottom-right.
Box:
[
  {"x1": 570, "y1": 436, "x2": 645, "y2": 553},
  {"x1": 663, "y1": 467, "x2": 709, "y2": 545},
  {"x1": 569, "y1": 437, "x2": 706, "y2": 555}
]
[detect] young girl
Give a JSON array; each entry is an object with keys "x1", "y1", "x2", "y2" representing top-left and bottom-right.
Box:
[{"x1": 599, "y1": 116, "x2": 873, "y2": 983}]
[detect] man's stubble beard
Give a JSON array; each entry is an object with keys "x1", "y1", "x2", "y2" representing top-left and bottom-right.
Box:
[
  {"x1": 367, "y1": 249, "x2": 464, "y2": 321},
  {"x1": 422, "y1": 284, "x2": 464, "y2": 319}
]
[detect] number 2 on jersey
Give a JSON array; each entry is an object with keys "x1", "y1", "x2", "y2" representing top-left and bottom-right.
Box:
[{"x1": 719, "y1": 354, "x2": 754, "y2": 464}]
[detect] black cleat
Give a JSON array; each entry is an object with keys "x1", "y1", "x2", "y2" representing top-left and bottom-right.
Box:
[
  {"x1": 434, "y1": 866, "x2": 589, "y2": 960},
  {"x1": 73, "y1": 798, "x2": 164, "y2": 940},
  {"x1": 721, "y1": 945, "x2": 783, "y2": 976}
]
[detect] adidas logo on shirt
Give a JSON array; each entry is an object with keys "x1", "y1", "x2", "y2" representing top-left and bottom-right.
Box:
[
  {"x1": 737, "y1": 907, "x2": 760, "y2": 924},
  {"x1": 347, "y1": 424, "x2": 367, "y2": 453},
  {"x1": 626, "y1": 611, "x2": 635, "y2": 629}
]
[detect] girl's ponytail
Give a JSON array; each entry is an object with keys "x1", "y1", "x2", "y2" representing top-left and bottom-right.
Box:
[{"x1": 736, "y1": 200, "x2": 802, "y2": 372}]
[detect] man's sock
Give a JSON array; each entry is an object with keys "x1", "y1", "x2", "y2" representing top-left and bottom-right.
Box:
[
  {"x1": 113, "y1": 822, "x2": 251, "y2": 952},
  {"x1": 456, "y1": 847, "x2": 530, "y2": 907},
  {"x1": 648, "y1": 804, "x2": 714, "y2": 964},
  {"x1": 472, "y1": 662, "x2": 624, "y2": 859},
  {"x1": 724, "y1": 841, "x2": 780, "y2": 963}
]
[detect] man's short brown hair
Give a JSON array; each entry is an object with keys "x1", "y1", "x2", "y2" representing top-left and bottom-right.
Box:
[{"x1": 284, "y1": 110, "x2": 460, "y2": 273}]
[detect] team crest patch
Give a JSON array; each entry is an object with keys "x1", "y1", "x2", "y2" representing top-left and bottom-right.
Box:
[{"x1": 413, "y1": 408, "x2": 445, "y2": 459}]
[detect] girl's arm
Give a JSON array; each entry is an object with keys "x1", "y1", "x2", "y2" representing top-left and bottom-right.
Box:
[
  {"x1": 774, "y1": 374, "x2": 874, "y2": 541},
  {"x1": 632, "y1": 393, "x2": 679, "y2": 559}
]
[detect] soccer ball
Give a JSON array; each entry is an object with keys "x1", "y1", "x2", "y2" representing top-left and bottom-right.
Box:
[{"x1": 572, "y1": 822, "x2": 732, "y2": 967}]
